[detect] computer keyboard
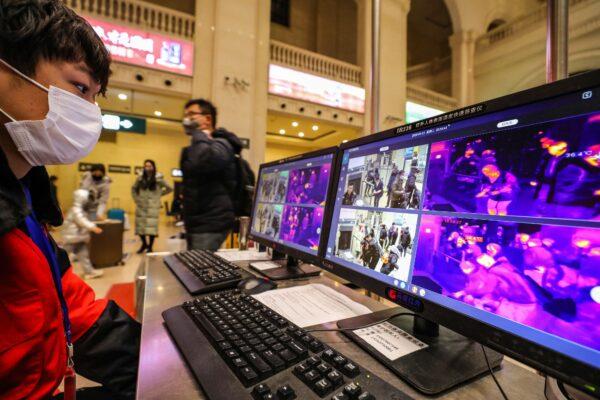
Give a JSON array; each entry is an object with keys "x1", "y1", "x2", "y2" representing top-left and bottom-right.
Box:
[
  {"x1": 162, "y1": 290, "x2": 414, "y2": 400},
  {"x1": 164, "y1": 250, "x2": 252, "y2": 294}
]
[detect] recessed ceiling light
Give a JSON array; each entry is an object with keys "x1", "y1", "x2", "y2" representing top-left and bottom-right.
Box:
[
  {"x1": 342, "y1": 139, "x2": 348, "y2": 143},
  {"x1": 292, "y1": 121, "x2": 299, "y2": 127},
  {"x1": 298, "y1": 132, "x2": 305, "y2": 137},
  {"x1": 312, "y1": 125, "x2": 319, "y2": 131},
  {"x1": 118, "y1": 93, "x2": 128, "y2": 100},
  {"x1": 154, "y1": 110, "x2": 162, "y2": 117},
  {"x1": 279, "y1": 129, "x2": 286, "y2": 135}
]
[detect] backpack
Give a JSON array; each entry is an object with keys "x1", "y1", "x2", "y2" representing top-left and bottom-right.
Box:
[{"x1": 232, "y1": 154, "x2": 256, "y2": 232}]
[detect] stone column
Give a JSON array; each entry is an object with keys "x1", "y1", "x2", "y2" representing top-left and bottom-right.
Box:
[
  {"x1": 450, "y1": 30, "x2": 476, "y2": 107},
  {"x1": 359, "y1": 0, "x2": 410, "y2": 135},
  {"x1": 192, "y1": 0, "x2": 269, "y2": 171}
]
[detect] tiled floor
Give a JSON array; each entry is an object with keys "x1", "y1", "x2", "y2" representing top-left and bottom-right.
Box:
[{"x1": 57, "y1": 219, "x2": 182, "y2": 298}]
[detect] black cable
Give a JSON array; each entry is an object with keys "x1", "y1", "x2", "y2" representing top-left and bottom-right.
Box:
[
  {"x1": 481, "y1": 344, "x2": 509, "y2": 400},
  {"x1": 306, "y1": 312, "x2": 416, "y2": 333}
]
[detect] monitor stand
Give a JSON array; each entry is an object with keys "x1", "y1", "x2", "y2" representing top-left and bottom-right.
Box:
[
  {"x1": 252, "y1": 249, "x2": 321, "y2": 281},
  {"x1": 545, "y1": 378, "x2": 597, "y2": 400},
  {"x1": 337, "y1": 307, "x2": 504, "y2": 395}
]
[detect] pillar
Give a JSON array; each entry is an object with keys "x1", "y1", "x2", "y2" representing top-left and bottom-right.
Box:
[
  {"x1": 192, "y1": 0, "x2": 269, "y2": 172},
  {"x1": 450, "y1": 30, "x2": 476, "y2": 107},
  {"x1": 359, "y1": 0, "x2": 411, "y2": 135}
]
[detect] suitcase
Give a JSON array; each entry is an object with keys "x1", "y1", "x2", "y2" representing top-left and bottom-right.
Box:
[
  {"x1": 89, "y1": 219, "x2": 124, "y2": 268},
  {"x1": 107, "y1": 198, "x2": 125, "y2": 221}
]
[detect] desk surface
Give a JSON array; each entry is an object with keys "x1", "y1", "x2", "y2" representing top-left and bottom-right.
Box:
[{"x1": 136, "y1": 255, "x2": 546, "y2": 400}]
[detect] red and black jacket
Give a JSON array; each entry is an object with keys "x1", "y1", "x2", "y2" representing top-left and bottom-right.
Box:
[{"x1": 0, "y1": 149, "x2": 140, "y2": 400}]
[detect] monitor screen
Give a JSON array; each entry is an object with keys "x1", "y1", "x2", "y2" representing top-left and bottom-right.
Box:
[
  {"x1": 251, "y1": 151, "x2": 334, "y2": 257},
  {"x1": 324, "y1": 84, "x2": 600, "y2": 374}
]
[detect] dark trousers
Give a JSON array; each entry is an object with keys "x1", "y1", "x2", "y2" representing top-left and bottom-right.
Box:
[{"x1": 187, "y1": 231, "x2": 229, "y2": 251}]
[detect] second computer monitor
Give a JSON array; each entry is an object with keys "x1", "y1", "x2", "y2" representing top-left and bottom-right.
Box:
[{"x1": 250, "y1": 147, "x2": 337, "y2": 266}]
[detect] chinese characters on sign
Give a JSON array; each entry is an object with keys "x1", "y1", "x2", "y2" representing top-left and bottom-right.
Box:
[{"x1": 85, "y1": 17, "x2": 194, "y2": 76}]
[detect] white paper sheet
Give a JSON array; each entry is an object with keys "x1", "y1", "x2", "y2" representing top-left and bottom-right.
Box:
[
  {"x1": 252, "y1": 284, "x2": 371, "y2": 328},
  {"x1": 249, "y1": 261, "x2": 281, "y2": 271},
  {"x1": 216, "y1": 250, "x2": 272, "y2": 262},
  {"x1": 353, "y1": 322, "x2": 428, "y2": 361}
]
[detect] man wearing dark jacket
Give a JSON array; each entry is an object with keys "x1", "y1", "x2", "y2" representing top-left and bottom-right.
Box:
[
  {"x1": 0, "y1": 2, "x2": 139, "y2": 399},
  {"x1": 180, "y1": 98, "x2": 242, "y2": 251}
]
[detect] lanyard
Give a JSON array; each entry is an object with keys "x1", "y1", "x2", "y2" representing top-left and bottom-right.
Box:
[{"x1": 22, "y1": 186, "x2": 73, "y2": 352}]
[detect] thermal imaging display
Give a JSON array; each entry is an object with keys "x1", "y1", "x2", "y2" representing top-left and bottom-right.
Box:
[
  {"x1": 251, "y1": 153, "x2": 333, "y2": 255},
  {"x1": 325, "y1": 85, "x2": 600, "y2": 370},
  {"x1": 414, "y1": 215, "x2": 600, "y2": 352},
  {"x1": 424, "y1": 112, "x2": 600, "y2": 220}
]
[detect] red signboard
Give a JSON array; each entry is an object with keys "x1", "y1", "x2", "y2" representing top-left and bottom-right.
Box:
[{"x1": 85, "y1": 17, "x2": 194, "y2": 76}]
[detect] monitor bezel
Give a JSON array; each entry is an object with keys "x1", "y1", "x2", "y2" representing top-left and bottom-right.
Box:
[
  {"x1": 319, "y1": 70, "x2": 600, "y2": 392},
  {"x1": 249, "y1": 146, "x2": 339, "y2": 266}
]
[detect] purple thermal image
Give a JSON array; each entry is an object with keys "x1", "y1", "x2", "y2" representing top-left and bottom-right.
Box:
[
  {"x1": 424, "y1": 112, "x2": 600, "y2": 220},
  {"x1": 286, "y1": 163, "x2": 331, "y2": 205},
  {"x1": 413, "y1": 215, "x2": 600, "y2": 351},
  {"x1": 279, "y1": 205, "x2": 324, "y2": 250}
]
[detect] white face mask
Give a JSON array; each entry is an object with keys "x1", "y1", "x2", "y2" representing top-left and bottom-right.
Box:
[{"x1": 0, "y1": 59, "x2": 102, "y2": 166}]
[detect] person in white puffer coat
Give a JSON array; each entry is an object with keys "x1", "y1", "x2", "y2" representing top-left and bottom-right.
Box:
[{"x1": 62, "y1": 188, "x2": 104, "y2": 279}]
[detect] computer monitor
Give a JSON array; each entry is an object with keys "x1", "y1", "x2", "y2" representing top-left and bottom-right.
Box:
[
  {"x1": 249, "y1": 147, "x2": 338, "y2": 280},
  {"x1": 321, "y1": 71, "x2": 600, "y2": 396}
]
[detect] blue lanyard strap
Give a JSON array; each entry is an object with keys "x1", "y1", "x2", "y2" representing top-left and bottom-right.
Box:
[{"x1": 22, "y1": 186, "x2": 72, "y2": 346}]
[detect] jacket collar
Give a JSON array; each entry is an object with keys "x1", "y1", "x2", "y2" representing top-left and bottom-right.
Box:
[{"x1": 0, "y1": 147, "x2": 63, "y2": 236}]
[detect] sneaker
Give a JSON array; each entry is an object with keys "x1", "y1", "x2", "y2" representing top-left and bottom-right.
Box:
[{"x1": 84, "y1": 269, "x2": 104, "y2": 279}]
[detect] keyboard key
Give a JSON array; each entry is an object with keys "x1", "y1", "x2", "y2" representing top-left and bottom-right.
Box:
[
  {"x1": 332, "y1": 355, "x2": 347, "y2": 368},
  {"x1": 279, "y1": 334, "x2": 292, "y2": 343},
  {"x1": 233, "y1": 357, "x2": 247, "y2": 368},
  {"x1": 304, "y1": 370, "x2": 320, "y2": 384},
  {"x1": 240, "y1": 345, "x2": 253, "y2": 353},
  {"x1": 343, "y1": 382, "x2": 362, "y2": 398},
  {"x1": 254, "y1": 344, "x2": 268, "y2": 353},
  {"x1": 218, "y1": 341, "x2": 232, "y2": 351},
  {"x1": 272, "y1": 343, "x2": 285, "y2": 352},
  {"x1": 342, "y1": 362, "x2": 360, "y2": 378},
  {"x1": 239, "y1": 366, "x2": 259, "y2": 386},
  {"x1": 309, "y1": 340, "x2": 324, "y2": 352},
  {"x1": 276, "y1": 384, "x2": 296, "y2": 400},
  {"x1": 328, "y1": 370, "x2": 344, "y2": 387},
  {"x1": 316, "y1": 362, "x2": 332, "y2": 375},
  {"x1": 262, "y1": 350, "x2": 285, "y2": 371},
  {"x1": 332, "y1": 392, "x2": 349, "y2": 400},
  {"x1": 288, "y1": 341, "x2": 308, "y2": 358},
  {"x1": 293, "y1": 362, "x2": 309, "y2": 377},
  {"x1": 357, "y1": 392, "x2": 375, "y2": 400},
  {"x1": 279, "y1": 349, "x2": 297, "y2": 364},
  {"x1": 225, "y1": 349, "x2": 239, "y2": 359},
  {"x1": 264, "y1": 337, "x2": 278, "y2": 346},
  {"x1": 314, "y1": 378, "x2": 333, "y2": 396},
  {"x1": 306, "y1": 355, "x2": 320, "y2": 367},
  {"x1": 251, "y1": 383, "x2": 270, "y2": 399},
  {"x1": 247, "y1": 352, "x2": 272, "y2": 376},
  {"x1": 322, "y1": 348, "x2": 337, "y2": 361}
]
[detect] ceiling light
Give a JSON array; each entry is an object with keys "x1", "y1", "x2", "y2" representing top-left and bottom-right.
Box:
[
  {"x1": 279, "y1": 129, "x2": 286, "y2": 135},
  {"x1": 298, "y1": 132, "x2": 305, "y2": 137},
  {"x1": 312, "y1": 125, "x2": 319, "y2": 131},
  {"x1": 154, "y1": 110, "x2": 162, "y2": 117},
  {"x1": 118, "y1": 93, "x2": 128, "y2": 100},
  {"x1": 342, "y1": 139, "x2": 348, "y2": 143},
  {"x1": 292, "y1": 121, "x2": 299, "y2": 127}
]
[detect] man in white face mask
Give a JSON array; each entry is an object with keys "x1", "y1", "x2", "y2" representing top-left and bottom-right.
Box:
[{"x1": 0, "y1": 1, "x2": 139, "y2": 399}]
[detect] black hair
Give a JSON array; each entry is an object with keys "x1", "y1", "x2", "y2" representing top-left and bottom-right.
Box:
[
  {"x1": 137, "y1": 159, "x2": 157, "y2": 193},
  {"x1": 184, "y1": 98, "x2": 217, "y2": 128},
  {"x1": 0, "y1": 0, "x2": 111, "y2": 93},
  {"x1": 49, "y1": 175, "x2": 58, "y2": 181},
  {"x1": 90, "y1": 163, "x2": 105, "y2": 174}
]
